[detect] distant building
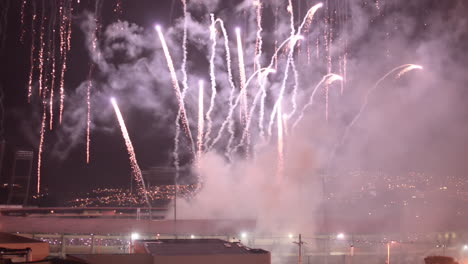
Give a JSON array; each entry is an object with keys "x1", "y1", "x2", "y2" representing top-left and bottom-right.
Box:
[{"x1": 69, "y1": 239, "x2": 270, "y2": 264}]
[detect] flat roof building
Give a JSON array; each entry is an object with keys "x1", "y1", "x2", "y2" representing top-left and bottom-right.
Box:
[{"x1": 69, "y1": 239, "x2": 270, "y2": 264}]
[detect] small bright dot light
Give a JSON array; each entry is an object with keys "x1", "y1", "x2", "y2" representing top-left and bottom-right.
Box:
[
  {"x1": 288, "y1": 233, "x2": 294, "y2": 239},
  {"x1": 235, "y1": 27, "x2": 241, "y2": 34},
  {"x1": 241, "y1": 232, "x2": 247, "y2": 239},
  {"x1": 110, "y1": 97, "x2": 116, "y2": 104},
  {"x1": 131, "y1": 233, "x2": 140, "y2": 240},
  {"x1": 155, "y1": 25, "x2": 161, "y2": 31},
  {"x1": 337, "y1": 233, "x2": 345, "y2": 240},
  {"x1": 190, "y1": 235, "x2": 195, "y2": 239},
  {"x1": 464, "y1": 245, "x2": 468, "y2": 250}
]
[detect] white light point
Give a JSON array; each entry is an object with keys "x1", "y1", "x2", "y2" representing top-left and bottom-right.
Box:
[
  {"x1": 288, "y1": 233, "x2": 294, "y2": 239},
  {"x1": 190, "y1": 235, "x2": 195, "y2": 239},
  {"x1": 131, "y1": 232, "x2": 140, "y2": 241},
  {"x1": 337, "y1": 233, "x2": 345, "y2": 240},
  {"x1": 154, "y1": 25, "x2": 161, "y2": 32},
  {"x1": 241, "y1": 232, "x2": 247, "y2": 239},
  {"x1": 295, "y1": 35, "x2": 305, "y2": 41},
  {"x1": 463, "y1": 245, "x2": 468, "y2": 250},
  {"x1": 235, "y1": 27, "x2": 241, "y2": 34},
  {"x1": 110, "y1": 97, "x2": 116, "y2": 104}
]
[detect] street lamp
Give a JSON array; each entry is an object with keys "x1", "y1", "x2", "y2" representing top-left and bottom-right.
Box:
[{"x1": 337, "y1": 233, "x2": 345, "y2": 240}]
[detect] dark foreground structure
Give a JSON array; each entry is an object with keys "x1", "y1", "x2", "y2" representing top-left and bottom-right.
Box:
[{"x1": 69, "y1": 239, "x2": 270, "y2": 264}]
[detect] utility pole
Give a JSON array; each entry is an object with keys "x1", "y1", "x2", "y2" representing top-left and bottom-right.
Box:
[
  {"x1": 174, "y1": 170, "x2": 178, "y2": 239},
  {"x1": 293, "y1": 234, "x2": 305, "y2": 264}
]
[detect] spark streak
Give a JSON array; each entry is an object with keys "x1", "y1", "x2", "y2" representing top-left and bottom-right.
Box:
[
  {"x1": 27, "y1": 5, "x2": 37, "y2": 103},
  {"x1": 231, "y1": 68, "x2": 275, "y2": 154},
  {"x1": 331, "y1": 64, "x2": 424, "y2": 168},
  {"x1": 19, "y1": 0, "x2": 26, "y2": 43},
  {"x1": 59, "y1": 2, "x2": 72, "y2": 124},
  {"x1": 37, "y1": 104, "x2": 47, "y2": 194},
  {"x1": 111, "y1": 98, "x2": 151, "y2": 208},
  {"x1": 254, "y1": 0, "x2": 263, "y2": 72},
  {"x1": 236, "y1": 28, "x2": 248, "y2": 122},
  {"x1": 155, "y1": 25, "x2": 194, "y2": 151},
  {"x1": 37, "y1": 4, "x2": 46, "y2": 97},
  {"x1": 210, "y1": 68, "x2": 274, "y2": 151},
  {"x1": 204, "y1": 16, "x2": 218, "y2": 149},
  {"x1": 268, "y1": 2, "x2": 323, "y2": 138},
  {"x1": 293, "y1": 74, "x2": 343, "y2": 129}
]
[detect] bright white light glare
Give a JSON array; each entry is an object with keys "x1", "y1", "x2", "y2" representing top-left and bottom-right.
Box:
[
  {"x1": 464, "y1": 245, "x2": 468, "y2": 250},
  {"x1": 155, "y1": 25, "x2": 161, "y2": 31},
  {"x1": 288, "y1": 233, "x2": 294, "y2": 239},
  {"x1": 131, "y1": 232, "x2": 140, "y2": 240},
  {"x1": 337, "y1": 233, "x2": 345, "y2": 240},
  {"x1": 295, "y1": 35, "x2": 304, "y2": 40},
  {"x1": 235, "y1": 27, "x2": 241, "y2": 34},
  {"x1": 241, "y1": 232, "x2": 247, "y2": 239},
  {"x1": 110, "y1": 97, "x2": 116, "y2": 104},
  {"x1": 190, "y1": 234, "x2": 195, "y2": 239}
]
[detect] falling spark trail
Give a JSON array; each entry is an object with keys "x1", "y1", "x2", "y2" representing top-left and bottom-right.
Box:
[
  {"x1": 180, "y1": 0, "x2": 189, "y2": 102},
  {"x1": 285, "y1": 59, "x2": 299, "y2": 120},
  {"x1": 205, "y1": 17, "x2": 240, "y2": 149},
  {"x1": 340, "y1": 64, "x2": 423, "y2": 144},
  {"x1": 49, "y1": 34, "x2": 57, "y2": 130},
  {"x1": 236, "y1": 28, "x2": 248, "y2": 122},
  {"x1": 326, "y1": 64, "x2": 424, "y2": 174},
  {"x1": 292, "y1": 74, "x2": 343, "y2": 129},
  {"x1": 210, "y1": 68, "x2": 274, "y2": 151},
  {"x1": 204, "y1": 16, "x2": 218, "y2": 149},
  {"x1": 397, "y1": 65, "x2": 423, "y2": 78},
  {"x1": 173, "y1": 0, "x2": 191, "y2": 167},
  {"x1": 27, "y1": 4, "x2": 37, "y2": 102},
  {"x1": 267, "y1": 3, "x2": 323, "y2": 138},
  {"x1": 37, "y1": 104, "x2": 47, "y2": 194},
  {"x1": 111, "y1": 98, "x2": 151, "y2": 208},
  {"x1": 59, "y1": 2, "x2": 72, "y2": 124},
  {"x1": 297, "y1": 3, "x2": 324, "y2": 34},
  {"x1": 284, "y1": 3, "x2": 323, "y2": 120},
  {"x1": 214, "y1": 18, "x2": 237, "y2": 109},
  {"x1": 197, "y1": 80, "x2": 204, "y2": 162},
  {"x1": 114, "y1": 0, "x2": 123, "y2": 17},
  {"x1": 86, "y1": 78, "x2": 92, "y2": 164},
  {"x1": 19, "y1": 0, "x2": 26, "y2": 43},
  {"x1": 86, "y1": 8, "x2": 101, "y2": 164},
  {"x1": 254, "y1": 0, "x2": 263, "y2": 72},
  {"x1": 231, "y1": 68, "x2": 275, "y2": 155},
  {"x1": 258, "y1": 35, "x2": 302, "y2": 139},
  {"x1": 156, "y1": 25, "x2": 194, "y2": 152},
  {"x1": 37, "y1": 3, "x2": 46, "y2": 97}
]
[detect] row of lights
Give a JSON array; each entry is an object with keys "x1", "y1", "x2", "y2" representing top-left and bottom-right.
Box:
[
  {"x1": 123, "y1": 232, "x2": 468, "y2": 252},
  {"x1": 130, "y1": 232, "x2": 347, "y2": 241}
]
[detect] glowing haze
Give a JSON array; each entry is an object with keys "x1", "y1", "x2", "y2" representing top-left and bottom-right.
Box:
[{"x1": 13, "y1": 0, "x2": 468, "y2": 239}]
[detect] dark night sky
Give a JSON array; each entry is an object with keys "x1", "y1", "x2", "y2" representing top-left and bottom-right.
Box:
[{"x1": 0, "y1": 0, "x2": 467, "y2": 199}]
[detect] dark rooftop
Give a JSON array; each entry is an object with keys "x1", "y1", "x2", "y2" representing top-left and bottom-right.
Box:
[
  {"x1": 139, "y1": 239, "x2": 269, "y2": 256},
  {"x1": 0, "y1": 232, "x2": 43, "y2": 244}
]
